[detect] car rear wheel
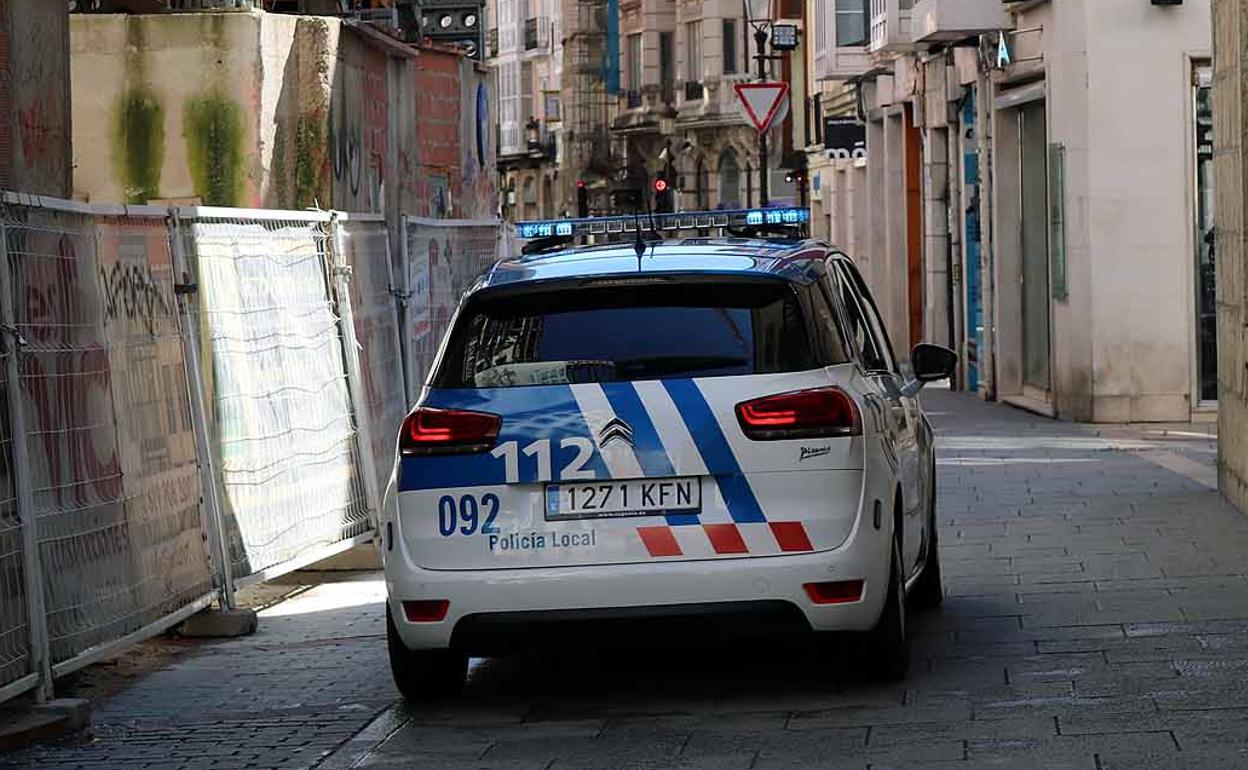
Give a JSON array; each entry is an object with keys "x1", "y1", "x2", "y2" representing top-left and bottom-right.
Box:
[
  {"x1": 910, "y1": 466, "x2": 944, "y2": 610},
  {"x1": 387, "y1": 606, "x2": 467, "y2": 703},
  {"x1": 861, "y1": 533, "x2": 909, "y2": 681}
]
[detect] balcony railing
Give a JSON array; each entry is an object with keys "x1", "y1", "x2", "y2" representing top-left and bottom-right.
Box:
[
  {"x1": 524, "y1": 17, "x2": 551, "y2": 51},
  {"x1": 684, "y1": 81, "x2": 705, "y2": 102},
  {"x1": 527, "y1": 131, "x2": 557, "y2": 161}
]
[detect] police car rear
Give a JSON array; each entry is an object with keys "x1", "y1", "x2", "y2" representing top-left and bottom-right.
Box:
[{"x1": 383, "y1": 214, "x2": 946, "y2": 699}]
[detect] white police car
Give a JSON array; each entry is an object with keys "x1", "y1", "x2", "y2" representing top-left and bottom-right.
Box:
[{"x1": 381, "y1": 209, "x2": 957, "y2": 699}]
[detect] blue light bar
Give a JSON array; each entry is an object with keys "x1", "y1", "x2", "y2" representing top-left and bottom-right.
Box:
[{"x1": 515, "y1": 207, "x2": 811, "y2": 240}]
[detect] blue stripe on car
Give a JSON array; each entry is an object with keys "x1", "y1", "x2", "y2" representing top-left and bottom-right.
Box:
[
  {"x1": 602, "y1": 382, "x2": 700, "y2": 526},
  {"x1": 398, "y1": 385, "x2": 611, "y2": 491},
  {"x1": 661, "y1": 379, "x2": 768, "y2": 524}
]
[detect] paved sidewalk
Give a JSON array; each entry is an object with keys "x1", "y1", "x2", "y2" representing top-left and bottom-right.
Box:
[
  {"x1": 341, "y1": 390, "x2": 1248, "y2": 770},
  {"x1": 5, "y1": 389, "x2": 1248, "y2": 770},
  {"x1": 0, "y1": 577, "x2": 395, "y2": 770}
]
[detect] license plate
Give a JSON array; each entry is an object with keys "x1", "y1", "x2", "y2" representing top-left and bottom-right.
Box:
[{"x1": 545, "y1": 477, "x2": 702, "y2": 521}]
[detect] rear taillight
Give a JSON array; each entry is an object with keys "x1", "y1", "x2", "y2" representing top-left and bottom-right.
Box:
[
  {"x1": 735, "y1": 387, "x2": 862, "y2": 441},
  {"x1": 804, "y1": 580, "x2": 864, "y2": 605},
  {"x1": 402, "y1": 600, "x2": 450, "y2": 622},
  {"x1": 399, "y1": 407, "x2": 501, "y2": 455}
]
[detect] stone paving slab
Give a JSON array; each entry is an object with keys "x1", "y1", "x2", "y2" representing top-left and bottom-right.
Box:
[
  {"x1": 8, "y1": 390, "x2": 1248, "y2": 770},
  {"x1": 0, "y1": 578, "x2": 395, "y2": 770}
]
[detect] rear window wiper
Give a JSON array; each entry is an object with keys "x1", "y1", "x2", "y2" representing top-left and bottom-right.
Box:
[{"x1": 613, "y1": 355, "x2": 749, "y2": 376}]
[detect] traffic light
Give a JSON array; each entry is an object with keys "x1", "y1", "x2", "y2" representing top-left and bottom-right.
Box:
[
  {"x1": 577, "y1": 180, "x2": 589, "y2": 218},
  {"x1": 654, "y1": 178, "x2": 673, "y2": 214},
  {"x1": 416, "y1": 0, "x2": 485, "y2": 60}
]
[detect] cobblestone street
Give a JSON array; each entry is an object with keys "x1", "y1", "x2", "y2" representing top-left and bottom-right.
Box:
[{"x1": 7, "y1": 389, "x2": 1248, "y2": 770}]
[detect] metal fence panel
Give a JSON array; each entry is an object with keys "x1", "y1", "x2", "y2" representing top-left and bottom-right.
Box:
[
  {"x1": 184, "y1": 216, "x2": 371, "y2": 579},
  {"x1": 3, "y1": 203, "x2": 213, "y2": 668},
  {"x1": 0, "y1": 197, "x2": 503, "y2": 704},
  {"x1": 401, "y1": 218, "x2": 505, "y2": 398},
  {"x1": 0, "y1": 343, "x2": 30, "y2": 693},
  {"x1": 92, "y1": 215, "x2": 213, "y2": 642},
  {"x1": 337, "y1": 218, "x2": 405, "y2": 494}
]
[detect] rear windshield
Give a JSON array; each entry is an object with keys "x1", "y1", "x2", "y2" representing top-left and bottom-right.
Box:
[{"x1": 434, "y1": 281, "x2": 821, "y2": 388}]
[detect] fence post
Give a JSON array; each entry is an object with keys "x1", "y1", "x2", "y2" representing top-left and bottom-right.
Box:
[
  {"x1": 0, "y1": 216, "x2": 53, "y2": 702},
  {"x1": 168, "y1": 211, "x2": 237, "y2": 610},
  {"x1": 396, "y1": 213, "x2": 416, "y2": 405},
  {"x1": 329, "y1": 214, "x2": 386, "y2": 532}
]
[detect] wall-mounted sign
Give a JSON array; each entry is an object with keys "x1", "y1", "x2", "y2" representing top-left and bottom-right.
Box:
[
  {"x1": 996, "y1": 31, "x2": 1012, "y2": 69},
  {"x1": 771, "y1": 24, "x2": 799, "y2": 51},
  {"x1": 824, "y1": 116, "x2": 867, "y2": 160}
]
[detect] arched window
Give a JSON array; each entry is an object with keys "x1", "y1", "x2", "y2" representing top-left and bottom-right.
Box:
[
  {"x1": 522, "y1": 177, "x2": 537, "y2": 220},
  {"x1": 719, "y1": 149, "x2": 741, "y2": 209}
]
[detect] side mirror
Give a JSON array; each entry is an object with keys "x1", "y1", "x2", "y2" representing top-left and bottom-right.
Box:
[{"x1": 900, "y1": 343, "x2": 958, "y2": 396}]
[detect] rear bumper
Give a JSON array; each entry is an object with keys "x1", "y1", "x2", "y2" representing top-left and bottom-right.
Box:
[{"x1": 385, "y1": 513, "x2": 893, "y2": 652}]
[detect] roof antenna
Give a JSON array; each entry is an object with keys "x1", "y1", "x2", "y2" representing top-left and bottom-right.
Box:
[{"x1": 632, "y1": 190, "x2": 647, "y2": 267}]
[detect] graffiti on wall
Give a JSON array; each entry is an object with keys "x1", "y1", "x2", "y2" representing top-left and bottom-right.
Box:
[
  {"x1": 331, "y1": 42, "x2": 389, "y2": 212},
  {"x1": 98, "y1": 261, "x2": 173, "y2": 337}
]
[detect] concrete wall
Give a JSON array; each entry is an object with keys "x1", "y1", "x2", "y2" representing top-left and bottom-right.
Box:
[
  {"x1": 1081, "y1": 0, "x2": 1210, "y2": 421},
  {"x1": 1212, "y1": 0, "x2": 1248, "y2": 512},
  {"x1": 1043, "y1": 0, "x2": 1093, "y2": 420},
  {"x1": 70, "y1": 11, "x2": 496, "y2": 218},
  {"x1": 990, "y1": 0, "x2": 1210, "y2": 422},
  {"x1": 72, "y1": 12, "x2": 269, "y2": 206},
  {"x1": 3, "y1": 0, "x2": 73, "y2": 196}
]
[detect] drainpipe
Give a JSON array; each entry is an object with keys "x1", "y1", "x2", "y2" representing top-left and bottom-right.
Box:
[
  {"x1": 976, "y1": 51, "x2": 996, "y2": 401},
  {"x1": 947, "y1": 78, "x2": 962, "y2": 390}
]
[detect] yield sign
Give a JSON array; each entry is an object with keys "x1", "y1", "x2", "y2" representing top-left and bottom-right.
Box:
[{"x1": 734, "y1": 82, "x2": 790, "y2": 133}]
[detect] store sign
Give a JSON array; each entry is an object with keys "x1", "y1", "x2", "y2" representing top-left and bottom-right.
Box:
[{"x1": 824, "y1": 117, "x2": 867, "y2": 161}]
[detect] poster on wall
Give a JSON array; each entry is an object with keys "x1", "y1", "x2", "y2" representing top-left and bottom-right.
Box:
[
  {"x1": 402, "y1": 219, "x2": 505, "y2": 393},
  {"x1": 824, "y1": 116, "x2": 867, "y2": 161}
]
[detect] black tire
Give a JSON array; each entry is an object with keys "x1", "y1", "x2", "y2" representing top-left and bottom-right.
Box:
[
  {"x1": 911, "y1": 467, "x2": 944, "y2": 610},
  {"x1": 386, "y1": 607, "x2": 468, "y2": 703},
  {"x1": 863, "y1": 535, "x2": 909, "y2": 681}
]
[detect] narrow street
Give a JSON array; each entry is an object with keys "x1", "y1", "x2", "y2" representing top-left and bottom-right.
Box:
[{"x1": 6, "y1": 389, "x2": 1248, "y2": 770}]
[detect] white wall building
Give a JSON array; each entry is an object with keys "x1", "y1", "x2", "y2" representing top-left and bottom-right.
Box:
[{"x1": 813, "y1": 0, "x2": 1213, "y2": 423}]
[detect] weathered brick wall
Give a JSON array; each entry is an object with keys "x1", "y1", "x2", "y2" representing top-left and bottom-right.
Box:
[
  {"x1": 4, "y1": 0, "x2": 71, "y2": 196},
  {"x1": 1213, "y1": 0, "x2": 1248, "y2": 513}
]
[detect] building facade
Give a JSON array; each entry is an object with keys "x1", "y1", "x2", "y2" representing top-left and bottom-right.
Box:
[
  {"x1": 812, "y1": 0, "x2": 1213, "y2": 424},
  {"x1": 486, "y1": 0, "x2": 809, "y2": 219},
  {"x1": 70, "y1": 9, "x2": 498, "y2": 219},
  {"x1": 489, "y1": 0, "x2": 564, "y2": 220},
  {"x1": 1212, "y1": 0, "x2": 1248, "y2": 513},
  {"x1": 2, "y1": 0, "x2": 74, "y2": 197}
]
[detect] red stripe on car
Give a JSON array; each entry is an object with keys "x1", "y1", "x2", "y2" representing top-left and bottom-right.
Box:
[
  {"x1": 769, "y1": 521, "x2": 814, "y2": 552},
  {"x1": 703, "y1": 523, "x2": 749, "y2": 554},
  {"x1": 638, "y1": 526, "x2": 683, "y2": 557}
]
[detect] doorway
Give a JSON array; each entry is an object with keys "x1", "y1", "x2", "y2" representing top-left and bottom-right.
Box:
[
  {"x1": 1019, "y1": 100, "x2": 1051, "y2": 395},
  {"x1": 904, "y1": 104, "x2": 924, "y2": 347},
  {"x1": 1193, "y1": 63, "x2": 1216, "y2": 405}
]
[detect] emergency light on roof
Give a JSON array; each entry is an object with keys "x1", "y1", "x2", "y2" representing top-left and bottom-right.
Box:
[{"x1": 514, "y1": 207, "x2": 811, "y2": 240}]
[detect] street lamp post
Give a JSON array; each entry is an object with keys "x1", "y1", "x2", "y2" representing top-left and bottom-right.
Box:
[
  {"x1": 754, "y1": 26, "x2": 770, "y2": 207},
  {"x1": 744, "y1": 0, "x2": 773, "y2": 207}
]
